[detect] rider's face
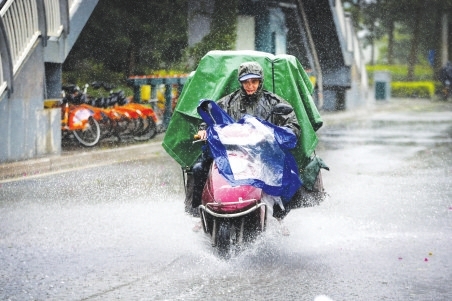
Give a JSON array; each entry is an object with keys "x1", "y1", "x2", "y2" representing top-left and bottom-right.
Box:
[{"x1": 241, "y1": 79, "x2": 260, "y2": 95}]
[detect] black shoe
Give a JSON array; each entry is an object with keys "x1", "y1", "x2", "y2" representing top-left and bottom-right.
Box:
[
  {"x1": 272, "y1": 203, "x2": 290, "y2": 219},
  {"x1": 185, "y1": 206, "x2": 200, "y2": 218}
]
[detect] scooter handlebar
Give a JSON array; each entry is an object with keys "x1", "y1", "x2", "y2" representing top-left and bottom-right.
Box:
[{"x1": 192, "y1": 134, "x2": 206, "y2": 144}]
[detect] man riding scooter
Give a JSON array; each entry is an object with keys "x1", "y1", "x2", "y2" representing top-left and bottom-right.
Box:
[{"x1": 189, "y1": 61, "x2": 301, "y2": 235}]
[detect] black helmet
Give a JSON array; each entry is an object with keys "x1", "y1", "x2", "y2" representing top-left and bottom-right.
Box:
[{"x1": 238, "y1": 62, "x2": 264, "y2": 82}]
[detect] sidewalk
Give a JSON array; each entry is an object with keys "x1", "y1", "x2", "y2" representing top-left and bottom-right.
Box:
[{"x1": 0, "y1": 133, "x2": 166, "y2": 182}]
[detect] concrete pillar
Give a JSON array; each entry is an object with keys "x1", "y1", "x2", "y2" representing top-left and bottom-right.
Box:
[{"x1": 36, "y1": 107, "x2": 61, "y2": 155}]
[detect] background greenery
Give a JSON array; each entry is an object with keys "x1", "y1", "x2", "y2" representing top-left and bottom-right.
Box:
[
  {"x1": 63, "y1": 0, "x2": 238, "y2": 89},
  {"x1": 366, "y1": 65, "x2": 433, "y2": 82},
  {"x1": 64, "y1": 0, "x2": 452, "y2": 99}
]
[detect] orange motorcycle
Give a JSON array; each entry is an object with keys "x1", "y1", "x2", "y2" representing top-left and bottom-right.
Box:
[
  {"x1": 92, "y1": 82, "x2": 158, "y2": 140},
  {"x1": 61, "y1": 85, "x2": 101, "y2": 147}
]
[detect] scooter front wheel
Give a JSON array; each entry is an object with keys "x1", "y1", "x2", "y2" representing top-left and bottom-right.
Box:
[
  {"x1": 217, "y1": 220, "x2": 232, "y2": 259},
  {"x1": 73, "y1": 117, "x2": 101, "y2": 147}
]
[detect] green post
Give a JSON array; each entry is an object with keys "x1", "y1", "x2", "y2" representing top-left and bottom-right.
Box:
[
  {"x1": 164, "y1": 82, "x2": 172, "y2": 129},
  {"x1": 150, "y1": 84, "x2": 157, "y2": 111},
  {"x1": 133, "y1": 85, "x2": 141, "y2": 103}
]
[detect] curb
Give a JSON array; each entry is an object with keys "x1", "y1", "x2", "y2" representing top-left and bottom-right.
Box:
[{"x1": 0, "y1": 134, "x2": 167, "y2": 182}]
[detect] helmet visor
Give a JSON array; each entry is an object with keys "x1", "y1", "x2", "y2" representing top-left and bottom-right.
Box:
[{"x1": 239, "y1": 73, "x2": 262, "y2": 82}]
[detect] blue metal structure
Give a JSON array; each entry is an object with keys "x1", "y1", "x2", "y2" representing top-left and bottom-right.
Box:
[{"x1": 126, "y1": 76, "x2": 188, "y2": 130}]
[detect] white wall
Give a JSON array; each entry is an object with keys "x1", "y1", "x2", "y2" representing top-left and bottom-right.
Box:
[{"x1": 235, "y1": 15, "x2": 255, "y2": 50}]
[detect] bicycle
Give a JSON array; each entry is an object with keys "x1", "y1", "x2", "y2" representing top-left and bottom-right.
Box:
[{"x1": 61, "y1": 85, "x2": 101, "y2": 147}]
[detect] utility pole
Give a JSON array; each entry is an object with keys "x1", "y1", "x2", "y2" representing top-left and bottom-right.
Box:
[{"x1": 441, "y1": 12, "x2": 449, "y2": 66}]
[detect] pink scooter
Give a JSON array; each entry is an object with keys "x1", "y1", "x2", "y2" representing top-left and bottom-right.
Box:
[
  {"x1": 199, "y1": 148, "x2": 268, "y2": 258},
  {"x1": 196, "y1": 101, "x2": 295, "y2": 258}
]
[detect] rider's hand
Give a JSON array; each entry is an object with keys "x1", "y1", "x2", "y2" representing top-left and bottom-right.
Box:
[{"x1": 197, "y1": 130, "x2": 207, "y2": 140}]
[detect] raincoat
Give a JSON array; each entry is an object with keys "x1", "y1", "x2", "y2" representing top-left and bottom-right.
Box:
[
  {"x1": 197, "y1": 100, "x2": 302, "y2": 200},
  {"x1": 162, "y1": 50, "x2": 322, "y2": 171}
]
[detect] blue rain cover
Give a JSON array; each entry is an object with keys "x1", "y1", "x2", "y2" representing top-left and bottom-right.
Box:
[{"x1": 197, "y1": 100, "x2": 302, "y2": 201}]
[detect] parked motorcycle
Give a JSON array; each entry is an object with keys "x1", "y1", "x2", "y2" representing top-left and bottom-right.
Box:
[
  {"x1": 91, "y1": 82, "x2": 158, "y2": 140},
  {"x1": 78, "y1": 84, "x2": 117, "y2": 139},
  {"x1": 61, "y1": 85, "x2": 101, "y2": 147}
]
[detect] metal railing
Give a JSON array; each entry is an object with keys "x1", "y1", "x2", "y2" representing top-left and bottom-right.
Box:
[
  {"x1": 68, "y1": 0, "x2": 76, "y2": 12},
  {"x1": 44, "y1": 0, "x2": 63, "y2": 37},
  {"x1": 0, "y1": 0, "x2": 77, "y2": 97},
  {"x1": 0, "y1": 0, "x2": 40, "y2": 74},
  {"x1": 0, "y1": 53, "x2": 6, "y2": 95},
  {"x1": 332, "y1": 0, "x2": 367, "y2": 83}
]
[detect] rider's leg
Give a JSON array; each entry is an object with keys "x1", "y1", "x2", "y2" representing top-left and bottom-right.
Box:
[
  {"x1": 272, "y1": 203, "x2": 291, "y2": 219},
  {"x1": 184, "y1": 170, "x2": 198, "y2": 216},
  {"x1": 272, "y1": 195, "x2": 293, "y2": 236},
  {"x1": 192, "y1": 153, "x2": 213, "y2": 208}
]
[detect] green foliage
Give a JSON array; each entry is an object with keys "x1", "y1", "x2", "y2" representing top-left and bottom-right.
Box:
[
  {"x1": 184, "y1": 0, "x2": 238, "y2": 68},
  {"x1": 391, "y1": 81, "x2": 435, "y2": 99},
  {"x1": 353, "y1": 1, "x2": 452, "y2": 69},
  {"x1": 368, "y1": 65, "x2": 437, "y2": 99},
  {"x1": 367, "y1": 64, "x2": 434, "y2": 82},
  {"x1": 374, "y1": 25, "x2": 421, "y2": 65},
  {"x1": 146, "y1": 69, "x2": 189, "y2": 77},
  {"x1": 63, "y1": 0, "x2": 240, "y2": 81},
  {"x1": 64, "y1": 0, "x2": 188, "y2": 76},
  {"x1": 62, "y1": 60, "x2": 133, "y2": 96},
  {"x1": 63, "y1": 61, "x2": 126, "y2": 88},
  {"x1": 63, "y1": 61, "x2": 124, "y2": 84}
]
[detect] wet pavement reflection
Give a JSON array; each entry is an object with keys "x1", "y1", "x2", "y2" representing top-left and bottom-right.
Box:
[{"x1": 0, "y1": 99, "x2": 451, "y2": 300}]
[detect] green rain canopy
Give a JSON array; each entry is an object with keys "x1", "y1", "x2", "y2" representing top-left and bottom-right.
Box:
[{"x1": 162, "y1": 50, "x2": 323, "y2": 170}]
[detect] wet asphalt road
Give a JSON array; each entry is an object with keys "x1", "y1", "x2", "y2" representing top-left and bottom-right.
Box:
[{"x1": 0, "y1": 98, "x2": 451, "y2": 301}]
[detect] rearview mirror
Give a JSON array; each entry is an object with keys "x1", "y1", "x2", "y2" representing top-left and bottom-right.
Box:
[
  {"x1": 271, "y1": 103, "x2": 293, "y2": 115},
  {"x1": 199, "y1": 100, "x2": 213, "y2": 112}
]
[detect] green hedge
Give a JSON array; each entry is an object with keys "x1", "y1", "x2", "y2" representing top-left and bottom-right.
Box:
[
  {"x1": 391, "y1": 81, "x2": 435, "y2": 98},
  {"x1": 365, "y1": 65, "x2": 443, "y2": 98},
  {"x1": 367, "y1": 64, "x2": 433, "y2": 82}
]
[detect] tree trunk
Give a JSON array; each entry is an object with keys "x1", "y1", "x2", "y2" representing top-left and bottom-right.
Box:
[
  {"x1": 440, "y1": 12, "x2": 449, "y2": 67},
  {"x1": 387, "y1": 20, "x2": 395, "y2": 65},
  {"x1": 127, "y1": 44, "x2": 137, "y2": 76},
  {"x1": 407, "y1": 4, "x2": 422, "y2": 81},
  {"x1": 370, "y1": 21, "x2": 375, "y2": 65}
]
